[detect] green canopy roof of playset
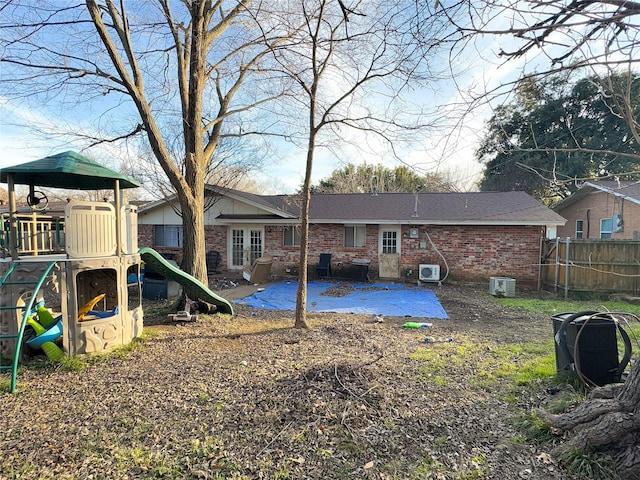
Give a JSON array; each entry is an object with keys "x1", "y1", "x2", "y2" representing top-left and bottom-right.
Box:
[{"x1": 0, "y1": 151, "x2": 140, "y2": 190}]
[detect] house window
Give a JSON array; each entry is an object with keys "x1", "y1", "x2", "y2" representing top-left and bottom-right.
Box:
[
  {"x1": 576, "y1": 220, "x2": 583, "y2": 239},
  {"x1": 382, "y1": 230, "x2": 398, "y2": 253},
  {"x1": 345, "y1": 225, "x2": 366, "y2": 248},
  {"x1": 283, "y1": 226, "x2": 301, "y2": 246},
  {"x1": 600, "y1": 218, "x2": 612, "y2": 239},
  {"x1": 154, "y1": 225, "x2": 183, "y2": 247}
]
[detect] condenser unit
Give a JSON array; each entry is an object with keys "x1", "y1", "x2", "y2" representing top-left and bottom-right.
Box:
[
  {"x1": 419, "y1": 264, "x2": 440, "y2": 282},
  {"x1": 489, "y1": 277, "x2": 516, "y2": 297}
]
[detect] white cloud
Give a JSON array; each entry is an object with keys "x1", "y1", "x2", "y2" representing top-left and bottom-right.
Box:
[{"x1": 0, "y1": 96, "x2": 140, "y2": 178}]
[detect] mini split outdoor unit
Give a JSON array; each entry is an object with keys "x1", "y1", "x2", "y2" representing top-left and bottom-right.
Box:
[{"x1": 419, "y1": 264, "x2": 440, "y2": 282}]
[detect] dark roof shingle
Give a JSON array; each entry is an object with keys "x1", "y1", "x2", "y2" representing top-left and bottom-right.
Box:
[{"x1": 266, "y1": 191, "x2": 565, "y2": 225}]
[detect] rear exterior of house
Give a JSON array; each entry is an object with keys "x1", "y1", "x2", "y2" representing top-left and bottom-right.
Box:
[
  {"x1": 138, "y1": 188, "x2": 566, "y2": 287},
  {"x1": 553, "y1": 181, "x2": 640, "y2": 240}
]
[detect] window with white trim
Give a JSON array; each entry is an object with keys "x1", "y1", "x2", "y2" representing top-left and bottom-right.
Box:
[
  {"x1": 382, "y1": 230, "x2": 398, "y2": 253},
  {"x1": 600, "y1": 218, "x2": 612, "y2": 239},
  {"x1": 576, "y1": 220, "x2": 583, "y2": 239},
  {"x1": 345, "y1": 225, "x2": 366, "y2": 248}
]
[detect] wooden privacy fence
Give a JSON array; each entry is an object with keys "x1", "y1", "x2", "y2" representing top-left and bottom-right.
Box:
[{"x1": 540, "y1": 238, "x2": 640, "y2": 297}]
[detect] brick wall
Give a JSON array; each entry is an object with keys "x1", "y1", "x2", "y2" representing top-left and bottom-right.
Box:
[
  {"x1": 260, "y1": 224, "x2": 543, "y2": 285},
  {"x1": 205, "y1": 225, "x2": 228, "y2": 270},
  {"x1": 556, "y1": 191, "x2": 640, "y2": 240},
  {"x1": 138, "y1": 223, "x2": 227, "y2": 269},
  {"x1": 138, "y1": 224, "x2": 154, "y2": 249},
  {"x1": 400, "y1": 225, "x2": 543, "y2": 285},
  {"x1": 140, "y1": 222, "x2": 544, "y2": 285}
]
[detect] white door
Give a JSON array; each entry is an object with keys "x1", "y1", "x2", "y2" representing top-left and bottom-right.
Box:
[
  {"x1": 378, "y1": 227, "x2": 400, "y2": 278},
  {"x1": 229, "y1": 226, "x2": 263, "y2": 270}
]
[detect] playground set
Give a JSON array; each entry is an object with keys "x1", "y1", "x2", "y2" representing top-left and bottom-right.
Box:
[{"x1": 1, "y1": 152, "x2": 233, "y2": 393}]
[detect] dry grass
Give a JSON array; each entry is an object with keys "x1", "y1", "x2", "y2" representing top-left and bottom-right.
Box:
[{"x1": 1, "y1": 284, "x2": 571, "y2": 479}]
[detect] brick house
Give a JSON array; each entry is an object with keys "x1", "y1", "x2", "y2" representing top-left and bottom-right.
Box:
[
  {"x1": 137, "y1": 187, "x2": 566, "y2": 286},
  {"x1": 553, "y1": 180, "x2": 640, "y2": 240}
]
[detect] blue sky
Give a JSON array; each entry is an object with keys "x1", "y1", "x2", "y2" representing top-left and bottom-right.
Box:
[
  {"x1": 0, "y1": 2, "x2": 542, "y2": 196},
  {"x1": 0, "y1": 53, "x2": 506, "y2": 195},
  {"x1": 3, "y1": 1, "x2": 634, "y2": 203}
]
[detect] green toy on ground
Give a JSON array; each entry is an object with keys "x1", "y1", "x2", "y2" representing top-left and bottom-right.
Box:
[
  {"x1": 26, "y1": 317, "x2": 65, "y2": 363},
  {"x1": 403, "y1": 322, "x2": 432, "y2": 329}
]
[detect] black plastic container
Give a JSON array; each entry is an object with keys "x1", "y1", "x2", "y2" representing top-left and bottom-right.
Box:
[
  {"x1": 142, "y1": 263, "x2": 168, "y2": 300},
  {"x1": 552, "y1": 312, "x2": 620, "y2": 386},
  {"x1": 142, "y1": 277, "x2": 169, "y2": 300}
]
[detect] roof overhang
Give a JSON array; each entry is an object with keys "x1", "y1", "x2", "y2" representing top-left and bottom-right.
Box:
[
  {"x1": 583, "y1": 181, "x2": 640, "y2": 206},
  {"x1": 138, "y1": 186, "x2": 297, "y2": 219},
  {"x1": 214, "y1": 217, "x2": 565, "y2": 227},
  {"x1": 555, "y1": 182, "x2": 640, "y2": 212}
]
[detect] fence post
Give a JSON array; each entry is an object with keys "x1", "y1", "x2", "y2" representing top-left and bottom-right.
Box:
[
  {"x1": 538, "y1": 236, "x2": 543, "y2": 291},
  {"x1": 564, "y1": 237, "x2": 570, "y2": 299},
  {"x1": 554, "y1": 237, "x2": 560, "y2": 294}
]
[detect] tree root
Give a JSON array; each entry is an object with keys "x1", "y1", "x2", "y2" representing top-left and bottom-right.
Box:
[
  {"x1": 549, "y1": 398, "x2": 624, "y2": 430},
  {"x1": 549, "y1": 358, "x2": 640, "y2": 477},
  {"x1": 553, "y1": 410, "x2": 638, "y2": 451},
  {"x1": 615, "y1": 445, "x2": 640, "y2": 480}
]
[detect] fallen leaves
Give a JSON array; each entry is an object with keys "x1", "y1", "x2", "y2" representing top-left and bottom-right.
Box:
[{"x1": 1, "y1": 284, "x2": 564, "y2": 479}]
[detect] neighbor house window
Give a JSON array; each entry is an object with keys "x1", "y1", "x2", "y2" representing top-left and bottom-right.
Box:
[
  {"x1": 576, "y1": 220, "x2": 584, "y2": 239},
  {"x1": 154, "y1": 225, "x2": 183, "y2": 247},
  {"x1": 345, "y1": 225, "x2": 366, "y2": 248},
  {"x1": 600, "y1": 218, "x2": 612, "y2": 239},
  {"x1": 283, "y1": 226, "x2": 301, "y2": 246}
]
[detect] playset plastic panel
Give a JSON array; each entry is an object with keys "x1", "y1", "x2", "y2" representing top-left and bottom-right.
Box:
[{"x1": 1, "y1": 152, "x2": 233, "y2": 383}]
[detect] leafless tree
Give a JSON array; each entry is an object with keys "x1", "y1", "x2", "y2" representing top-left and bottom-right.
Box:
[
  {"x1": 444, "y1": 1, "x2": 640, "y2": 191},
  {"x1": 261, "y1": 0, "x2": 456, "y2": 327},
  {"x1": 1, "y1": 0, "x2": 288, "y2": 284}
]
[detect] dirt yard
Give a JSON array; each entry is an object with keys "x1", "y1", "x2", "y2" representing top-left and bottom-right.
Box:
[{"x1": 1, "y1": 281, "x2": 577, "y2": 480}]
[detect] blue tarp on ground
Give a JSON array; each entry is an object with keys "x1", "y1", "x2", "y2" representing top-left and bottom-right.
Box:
[{"x1": 236, "y1": 281, "x2": 448, "y2": 319}]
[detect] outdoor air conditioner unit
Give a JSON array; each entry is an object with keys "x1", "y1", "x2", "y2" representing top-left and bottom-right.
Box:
[
  {"x1": 419, "y1": 264, "x2": 440, "y2": 282},
  {"x1": 489, "y1": 277, "x2": 516, "y2": 297}
]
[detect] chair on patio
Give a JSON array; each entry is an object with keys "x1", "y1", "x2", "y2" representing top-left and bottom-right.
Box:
[
  {"x1": 316, "y1": 253, "x2": 332, "y2": 278},
  {"x1": 242, "y1": 255, "x2": 274, "y2": 284},
  {"x1": 206, "y1": 251, "x2": 221, "y2": 275}
]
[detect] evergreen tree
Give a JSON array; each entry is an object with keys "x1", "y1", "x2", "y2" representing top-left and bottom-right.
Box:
[{"x1": 477, "y1": 73, "x2": 640, "y2": 202}]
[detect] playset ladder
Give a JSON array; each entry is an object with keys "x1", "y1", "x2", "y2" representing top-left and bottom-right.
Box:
[{"x1": 0, "y1": 261, "x2": 57, "y2": 393}]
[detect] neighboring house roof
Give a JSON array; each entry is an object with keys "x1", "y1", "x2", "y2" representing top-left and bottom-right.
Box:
[
  {"x1": 553, "y1": 180, "x2": 640, "y2": 211},
  {"x1": 0, "y1": 200, "x2": 67, "y2": 216},
  {"x1": 216, "y1": 188, "x2": 565, "y2": 226}
]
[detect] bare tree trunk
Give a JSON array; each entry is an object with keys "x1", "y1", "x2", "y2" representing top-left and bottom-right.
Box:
[
  {"x1": 179, "y1": 194, "x2": 207, "y2": 283},
  {"x1": 178, "y1": 0, "x2": 208, "y2": 285},
  {"x1": 294, "y1": 129, "x2": 315, "y2": 329},
  {"x1": 550, "y1": 357, "x2": 640, "y2": 478}
]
